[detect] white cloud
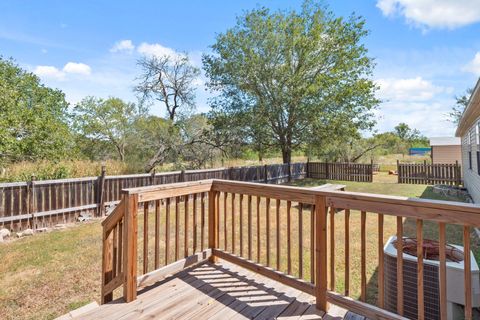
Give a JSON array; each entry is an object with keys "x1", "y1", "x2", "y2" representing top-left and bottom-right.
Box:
[
  {"x1": 376, "y1": 77, "x2": 451, "y2": 101},
  {"x1": 110, "y1": 39, "x2": 135, "y2": 53},
  {"x1": 376, "y1": 0, "x2": 480, "y2": 29},
  {"x1": 34, "y1": 62, "x2": 92, "y2": 81},
  {"x1": 34, "y1": 65, "x2": 65, "y2": 80},
  {"x1": 62, "y1": 62, "x2": 91, "y2": 75},
  {"x1": 137, "y1": 42, "x2": 181, "y2": 59},
  {"x1": 463, "y1": 52, "x2": 480, "y2": 75}
]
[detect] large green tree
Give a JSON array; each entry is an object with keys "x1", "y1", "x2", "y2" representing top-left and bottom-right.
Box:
[
  {"x1": 448, "y1": 88, "x2": 473, "y2": 124},
  {"x1": 72, "y1": 97, "x2": 137, "y2": 161},
  {"x1": 0, "y1": 58, "x2": 73, "y2": 164},
  {"x1": 203, "y1": 1, "x2": 378, "y2": 163}
]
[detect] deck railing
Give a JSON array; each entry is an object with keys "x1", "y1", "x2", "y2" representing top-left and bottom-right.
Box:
[{"x1": 101, "y1": 179, "x2": 480, "y2": 320}]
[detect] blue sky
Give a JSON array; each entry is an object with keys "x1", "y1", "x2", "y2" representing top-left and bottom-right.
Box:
[{"x1": 1, "y1": 0, "x2": 480, "y2": 137}]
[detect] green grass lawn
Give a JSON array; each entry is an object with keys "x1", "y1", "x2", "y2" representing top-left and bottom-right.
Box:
[{"x1": 0, "y1": 172, "x2": 475, "y2": 319}]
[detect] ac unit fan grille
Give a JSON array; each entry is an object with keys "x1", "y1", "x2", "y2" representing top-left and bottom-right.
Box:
[{"x1": 384, "y1": 253, "x2": 440, "y2": 320}]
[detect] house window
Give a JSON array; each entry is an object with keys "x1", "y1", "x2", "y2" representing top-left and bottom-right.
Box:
[
  {"x1": 477, "y1": 123, "x2": 480, "y2": 145},
  {"x1": 478, "y1": 151, "x2": 480, "y2": 175},
  {"x1": 469, "y1": 151, "x2": 473, "y2": 170}
]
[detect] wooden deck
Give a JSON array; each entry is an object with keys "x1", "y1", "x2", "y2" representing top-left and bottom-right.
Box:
[{"x1": 76, "y1": 260, "x2": 359, "y2": 320}]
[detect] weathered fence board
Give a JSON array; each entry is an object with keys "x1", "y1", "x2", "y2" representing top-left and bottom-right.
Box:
[
  {"x1": 307, "y1": 162, "x2": 373, "y2": 182},
  {"x1": 397, "y1": 160, "x2": 461, "y2": 185},
  {"x1": 0, "y1": 163, "x2": 306, "y2": 231}
]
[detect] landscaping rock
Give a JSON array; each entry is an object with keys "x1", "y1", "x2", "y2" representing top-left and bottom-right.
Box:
[
  {"x1": 23, "y1": 228, "x2": 34, "y2": 236},
  {"x1": 55, "y1": 224, "x2": 67, "y2": 229},
  {"x1": 16, "y1": 232, "x2": 23, "y2": 238},
  {"x1": 36, "y1": 227, "x2": 50, "y2": 233},
  {"x1": 0, "y1": 228, "x2": 10, "y2": 238},
  {"x1": 0, "y1": 234, "x2": 3, "y2": 242}
]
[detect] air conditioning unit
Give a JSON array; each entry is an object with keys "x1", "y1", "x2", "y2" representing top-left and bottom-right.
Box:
[{"x1": 384, "y1": 236, "x2": 480, "y2": 320}]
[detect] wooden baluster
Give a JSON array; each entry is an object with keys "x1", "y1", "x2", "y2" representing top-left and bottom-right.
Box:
[
  {"x1": 330, "y1": 206, "x2": 335, "y2": 291},
  {"x1": 193, "y1": 194, "x2": 197, "y2": 253},
  {"x1": 417, "y1": 219, "x2": 424, "y2": 320},
  {"x1": 240, "y1": 194, "x2": 244, "y2": 257},
  {"x1": 232, "y1": 193, "x2": 236, "y2": 253},
  {"x1": 208, "y1": 190, "x2": 218, "y2": 263},
  {"x1": 154, "y1": 200, "x2": 160, "y2": 269},
  {"x1": 101, "y1": 228, "x2": 114, "y2": 303},
  {"x1": 266, "y1": 197, "x2": 270, "y2": 267},
  {"x1": 175, "y1": 196, "x2": 179, "y2": 261},
  {"x1": 276, "y1": 199, "x2": 281, "y2": 271},
  {"x1": 201, "y1": 193, "x2": 205, "y2": 252},
  {"x1": 216, "y1": 192, "x2": 220, "y2": 247},
  {"x1": 184, "y1": 195, "x2": 189, "y2": 257},
  {"x1": 464, "y1": 225, "x2": 472, "y2": 320},
  {"x1": 396, "y1": 216, "x2": 404, "y2": 315},
  {"x1": 118, "y1": 220, "x2": 123, "y2": 274},
  {"x1": 112, "y1": 223, "x2": 118, "y2": 279},
  {"x1": 311, "y1": 204, "x2": 315, "y2": 284},
  {"x1": 345, "y1": 209, "x2": 350, "y2": 296},
  {"x1": 315, "y1": 195, "x2": 327, "y2": 311},
  {"x1": 360, "y1": 210, "x2": 366, "y2": 302},
  {"x1": 248, "y1": 195, "x2": 252, "y2": 260},
  {"x1": 143, "y1": 202, "x2": 148, "y2": 274},
  {"x1": 439, "y1": 222, "x2": 447, "y2": 320},
  {"x1": 378, "y1": 213, "x2": 384, "y2": 308},
  {"x1": 257, "y1": 196, "x2": 261, "y2": 262},
  {"x1": 165, "y1": 198, "x2": 170, "y2": 265},
  {"x1": 299, "y1": 203, "x2": 303, "y2": 279},
  {"x1": 287, "y1": 200, "x2": 292, "y2": 274},
  {"x1": 224, "y1": 192, "x2": 228, "y2": 250}
]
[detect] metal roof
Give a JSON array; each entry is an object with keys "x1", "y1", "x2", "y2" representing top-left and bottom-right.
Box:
[{"x1": 429, "y1": 137, "x2": 461, "y2": 146}]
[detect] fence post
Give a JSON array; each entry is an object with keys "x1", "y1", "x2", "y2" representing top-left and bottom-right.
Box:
[
  {"x1": 287, "y1": 162, "x2": 291, "y2": 182},
  {"x1": 180, "y1": 169, "x2": 186, "y2": 183},
  {"x1": 315, "y1": 194, "x2": 328, "y2": 311},
  {"x1": 325, "y1": 161, "x2": 329, "y2": 180},
  {"x1": 423, "y1": 160, "x2": 428, "y2": 185},
  {"x1": 370, "y1": 159, "x2": 374, "y2": 182},
  {"x1": 208, "y1": 190, "x2": 218, "y2": 263},
  {"x1": 229, "y1": 167, "x2": 234, "y2": 181},
  {"x1": 96, "y1": 165, "x2": 107, "y2": 217},
  {"x1": 306, "y1": 158, "x2": 310, "y2": 178},
  {"x1": 264, "y1": 164, "x2": 268, "y2": 183},
  {"x1": 396, "y1": 160, "x2": 400, "y2": 184},
  {"x1": 28, "y1": 175, "x2": 36, "y2": 230},
  {"x1": 150, "y1": 168, "x2": 156, "y2": 185},
  {"x1": 123, "y1": 193, "x2": 138, "y2": 302}
]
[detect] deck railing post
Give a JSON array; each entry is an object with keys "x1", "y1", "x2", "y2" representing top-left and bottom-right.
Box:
[
  {"x1": 315, "y1": 194, "x2": 328, "y2": 311},
  {"x1": 208, "y1": 190, "x2": 218, "y2": 263},
  {"x1": 123, "y1": 193, "x2": 138, "y2": 302}
]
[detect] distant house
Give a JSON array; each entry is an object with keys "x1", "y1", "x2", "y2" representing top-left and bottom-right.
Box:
[
  {"x1": 408, "y1": 147, "x2": 430, "y2": 156},
  {"x1": 456, "y1": 80, "x2": 480, "y2": 203},
  {"x1": 429, "y1": 137, "x2": 461, "y2": 164}
]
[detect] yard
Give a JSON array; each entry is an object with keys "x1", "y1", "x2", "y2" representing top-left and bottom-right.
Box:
[{"x1": 0, "y1": 172, "x2": 476, "y2": 319}]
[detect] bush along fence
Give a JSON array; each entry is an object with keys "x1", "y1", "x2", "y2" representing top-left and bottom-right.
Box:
[
  {"x1": 0, "y1": 163, "x2": 306, "y2": 231},
  {"x1": 306, "y1": 161, "x2": 373, "y2": 182},
  {"x1": 397, "y1": 160, "x2": 462, "y2": 185}
]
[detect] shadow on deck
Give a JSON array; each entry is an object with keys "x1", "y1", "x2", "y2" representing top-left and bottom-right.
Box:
[{"x1": 75, "y1": 260, "x2": 356, "y2": 320}]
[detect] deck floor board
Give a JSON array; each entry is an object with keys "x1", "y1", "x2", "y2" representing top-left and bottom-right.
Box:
[{"x1": 75, "y1": 260, "x2": 353, "y2": 320}]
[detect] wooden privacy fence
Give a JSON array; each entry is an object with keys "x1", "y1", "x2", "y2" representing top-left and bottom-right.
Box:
[
  {"x1": 307, "y1": 161, "x2": 373, "y2": 182},
  {"x1": 397, "y1": 160, "x2": 462, "y2": 185},
  {"x1": 102, "y1": 179, "x2": 480, "y2": 320},
  {"x1": 0, "y1": 163, "x2": 306, "y2": 231}
]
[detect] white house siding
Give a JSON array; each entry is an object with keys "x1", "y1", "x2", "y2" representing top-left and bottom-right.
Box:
[{"x1": 461, "y1": 117, "x2": 480, "y2": 203}]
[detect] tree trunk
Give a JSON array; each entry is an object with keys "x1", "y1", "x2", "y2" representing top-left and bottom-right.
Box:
[{"x1": 281, "y1": 147, "x2": 291, "y2": 164}]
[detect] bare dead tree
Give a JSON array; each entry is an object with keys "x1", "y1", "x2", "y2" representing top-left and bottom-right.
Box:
[{"x1": 135, "y1": 54, "x2": 200, "y2": 122}]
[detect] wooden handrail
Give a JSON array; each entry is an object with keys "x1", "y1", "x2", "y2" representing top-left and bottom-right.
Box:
[{"x1": 101, "y1": 178, "x2": 480, "y2": 320}]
